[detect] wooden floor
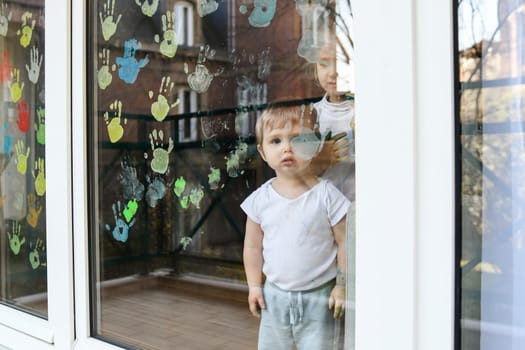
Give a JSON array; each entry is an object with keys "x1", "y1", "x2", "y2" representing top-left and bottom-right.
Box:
[{"x1": 99, "y1": 276, "x2": 259, "y2": 350}]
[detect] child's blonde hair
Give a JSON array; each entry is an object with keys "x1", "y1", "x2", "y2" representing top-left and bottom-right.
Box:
[{"x1": 255, "y1": 104, "x2": 315, "y2": 144}]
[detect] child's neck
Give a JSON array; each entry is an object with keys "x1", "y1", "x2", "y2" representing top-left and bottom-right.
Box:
[
  {"x1": 272, "y1": 174, "x2": 319, "y2": 199},
  {"x1": 327, "y1": 94, "x2": 347, "y2": 103}
]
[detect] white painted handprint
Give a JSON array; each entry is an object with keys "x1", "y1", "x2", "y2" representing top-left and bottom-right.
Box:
[
  {"x1": 145, "y1": 129, "x2": 173, "y2": 174},
  {"x1": 0, "y1": 1, "x2": 12, "y2": 37},
  {"x1": 154, "y1": 11, "x2": 178, "y2": 58},
  {"x1": 98, "y1": 48, "x2": 116, "y2": 90},
  {"x1": 296, "y1": 0, "x2": 331, "y2": 63},
  {"x1": 197, "y1": 0, "x2": 219, "y2": 17},
  {"x1": 135, "y1": 0, "x2": 159, "y2": 17},
  {"x1": 99, "y1": 0, "x2": 122, "y2": 41},
  {"x1": 25, "y1": 46, "x2": 43, "y2": 84},
  {"x1": 184, "y1": 45, "x2": 224, "y2": 93},
  {"x1": 148, "y1": 76, "x2": 179, "y2": 122},
  {"x1": 104, "y1": 99, "x2": 126, "y2": 143}
]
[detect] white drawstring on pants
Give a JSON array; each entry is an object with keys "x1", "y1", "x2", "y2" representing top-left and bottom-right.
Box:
[{"x1": 288, "y1": 291, "x2": 304, "y2": 325}]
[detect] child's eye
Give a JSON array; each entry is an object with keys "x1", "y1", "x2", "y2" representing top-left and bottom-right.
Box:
[{"x1": 269, "y1": 138, "x2": 281, "y2": 145}]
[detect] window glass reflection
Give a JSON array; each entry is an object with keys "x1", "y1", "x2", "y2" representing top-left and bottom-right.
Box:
[
  {"x1": 89, "y1": 1, "x2": 353, "y2": 348},
  {"x1": 458, "y1": 0, "x2": 525, "y2": 349},
  {"x1": 0, "y1": 0, "x2": 47, "y2": 317}
]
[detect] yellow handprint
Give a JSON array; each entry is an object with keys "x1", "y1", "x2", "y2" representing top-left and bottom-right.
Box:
[
  {"x1": 8, "y1": 68, "x2": 23, "y2": 103},
  {"x1": 99, "y1": 0, "x2": 122, "y2": 41},
  {"x1": 17, "y1": 11, "x2": 35, "y2": 48},
  {"x1": 26, "y1": 193, "x2": 42, "y2": 228},
  {"x1": 33, "y1": 157, "x2": 45, "y2": 196},
  {"x1": 104, "y1": 99, "x2": 126, "y2": 143},
  {"x1": 148, "y1": 76, "x2": 179, "y2": 122},
  {"x1": 14, "y1": 139, "x2": 30, "y2": 174}
]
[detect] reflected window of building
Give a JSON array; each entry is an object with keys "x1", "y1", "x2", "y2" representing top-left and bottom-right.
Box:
[
  {"x1": 457, "y1": 0, "x2": 525, "y2": 349},
  {"x1": 175, "y1": 2, "x2": 194, "y2": 47},
  {"x1": 177, "y1": 88, "x2": 197, "y2": 142}
]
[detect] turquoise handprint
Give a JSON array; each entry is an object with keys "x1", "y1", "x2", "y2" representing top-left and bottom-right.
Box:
[
  {"x1": 2, "y1": 121, "x2": 12, "y2": 153},
  {"x1": 116, "y1": 38, "x2": 149, "y2": 84},
  {"x1": 105, "y1": 201, "x2": 135, "y2": 242},
  {"x1": 145, "y1": 175, "x2": 166, "y2": 208},
  {"x1": 239, "y1": 0, "x2": 276, "y2": 28}
]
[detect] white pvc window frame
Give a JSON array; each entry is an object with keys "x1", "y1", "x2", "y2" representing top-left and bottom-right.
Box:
[{"x1": 0, "y1": 1, "x2": 456, "y2": 349}]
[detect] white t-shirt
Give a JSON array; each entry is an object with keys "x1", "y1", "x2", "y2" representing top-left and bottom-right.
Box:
[
  {"x1": 314, "y1": 95, "x2": 355, "y2": 201},
  {"x1": 241, "y1": 178, "x2": 350, "y2": 291}
]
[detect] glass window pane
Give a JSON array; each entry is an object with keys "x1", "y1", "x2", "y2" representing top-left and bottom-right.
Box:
[
  {"x1": 0, "y1": 1, "x2": 47, "y2": 317},
  {"x1": 458, "y1": 0, "x2": 525, "y2": 349},
  {"x1": 89, "y1": 1, "x2": 354, "y2": 348}
]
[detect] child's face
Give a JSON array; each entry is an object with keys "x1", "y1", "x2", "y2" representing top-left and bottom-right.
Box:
[
  {"x1": 316, "y1": 41, "x2": 346, "y2": 101},
  {"x1": 257, "y1": 123, "x2": 312, "y2": 177}
]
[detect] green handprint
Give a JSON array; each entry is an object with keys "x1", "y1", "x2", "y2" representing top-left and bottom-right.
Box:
[
  {"x1": 148, "y1": 76, "x2": 179, "y2": 122},
  {"x1": 153, "y1": 11, "x2": 178, "y2": 58},
  {"x1": 17, "y1": 11, "x2": 35, "y2": 48},
  {"x1": 26, "y1": 193, "x2": 42, "y2": 228},
  {"x1": 33, "y1": 157, "x2": 45, "y2": 196},
  {"x1": 36, "y1": 106, "x2": 45, "y2": 144},
  {"x1": 8, "y1": 68, "x2": 24, "y2": 103},
  {"x1": 15, "y1": 139, "x2": 30, "y2": 174},
  {"x1": 146, "y1": 129, "x2": 173, "y2": 174},
  {"x1": 7, "y1": 221, "x2": 25, "y2": 255},
  {"x1": 104, "y1": 99, "x2": 126, "y2": 143},
  {"x1": 99, "y1": 0, "x2": 122, "y2": 41},
  {"x1": 29, "y1": 238, "x2": 45, "y2": 269},
  {"x1": 180, "y1": 195, "x2": 189, "y2": 209},
  {"x1": 173, "y1": 176, "x2": 186, "y2": 197},
  {"x1": 123, "y1": 199, "x2": 138, "y2": 222}
]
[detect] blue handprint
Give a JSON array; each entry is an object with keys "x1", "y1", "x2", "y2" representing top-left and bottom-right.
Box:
[
  {"x1": 239, "y1": 0, "x2": 276, "y2": 28},
  {"x1": 2, "y1": 121, "x2": 12, "y2": 154},
  {"x1": 105, "y1": 201, "x2": 135, "y2": 242},
  {"x1": 116, "y1": 38, "x2": 149, "y2": 84}
]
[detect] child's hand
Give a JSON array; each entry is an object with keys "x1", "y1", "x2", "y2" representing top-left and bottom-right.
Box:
[
  {"x1": 328, "y1": 131, "x2": 350, "y2": 163},
  {"x1": 248, "y1": 286, "x2": 266, "y2": 318},
  {"x1": 328, "y1": 285, "x2": 346, "y2": 319}
]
